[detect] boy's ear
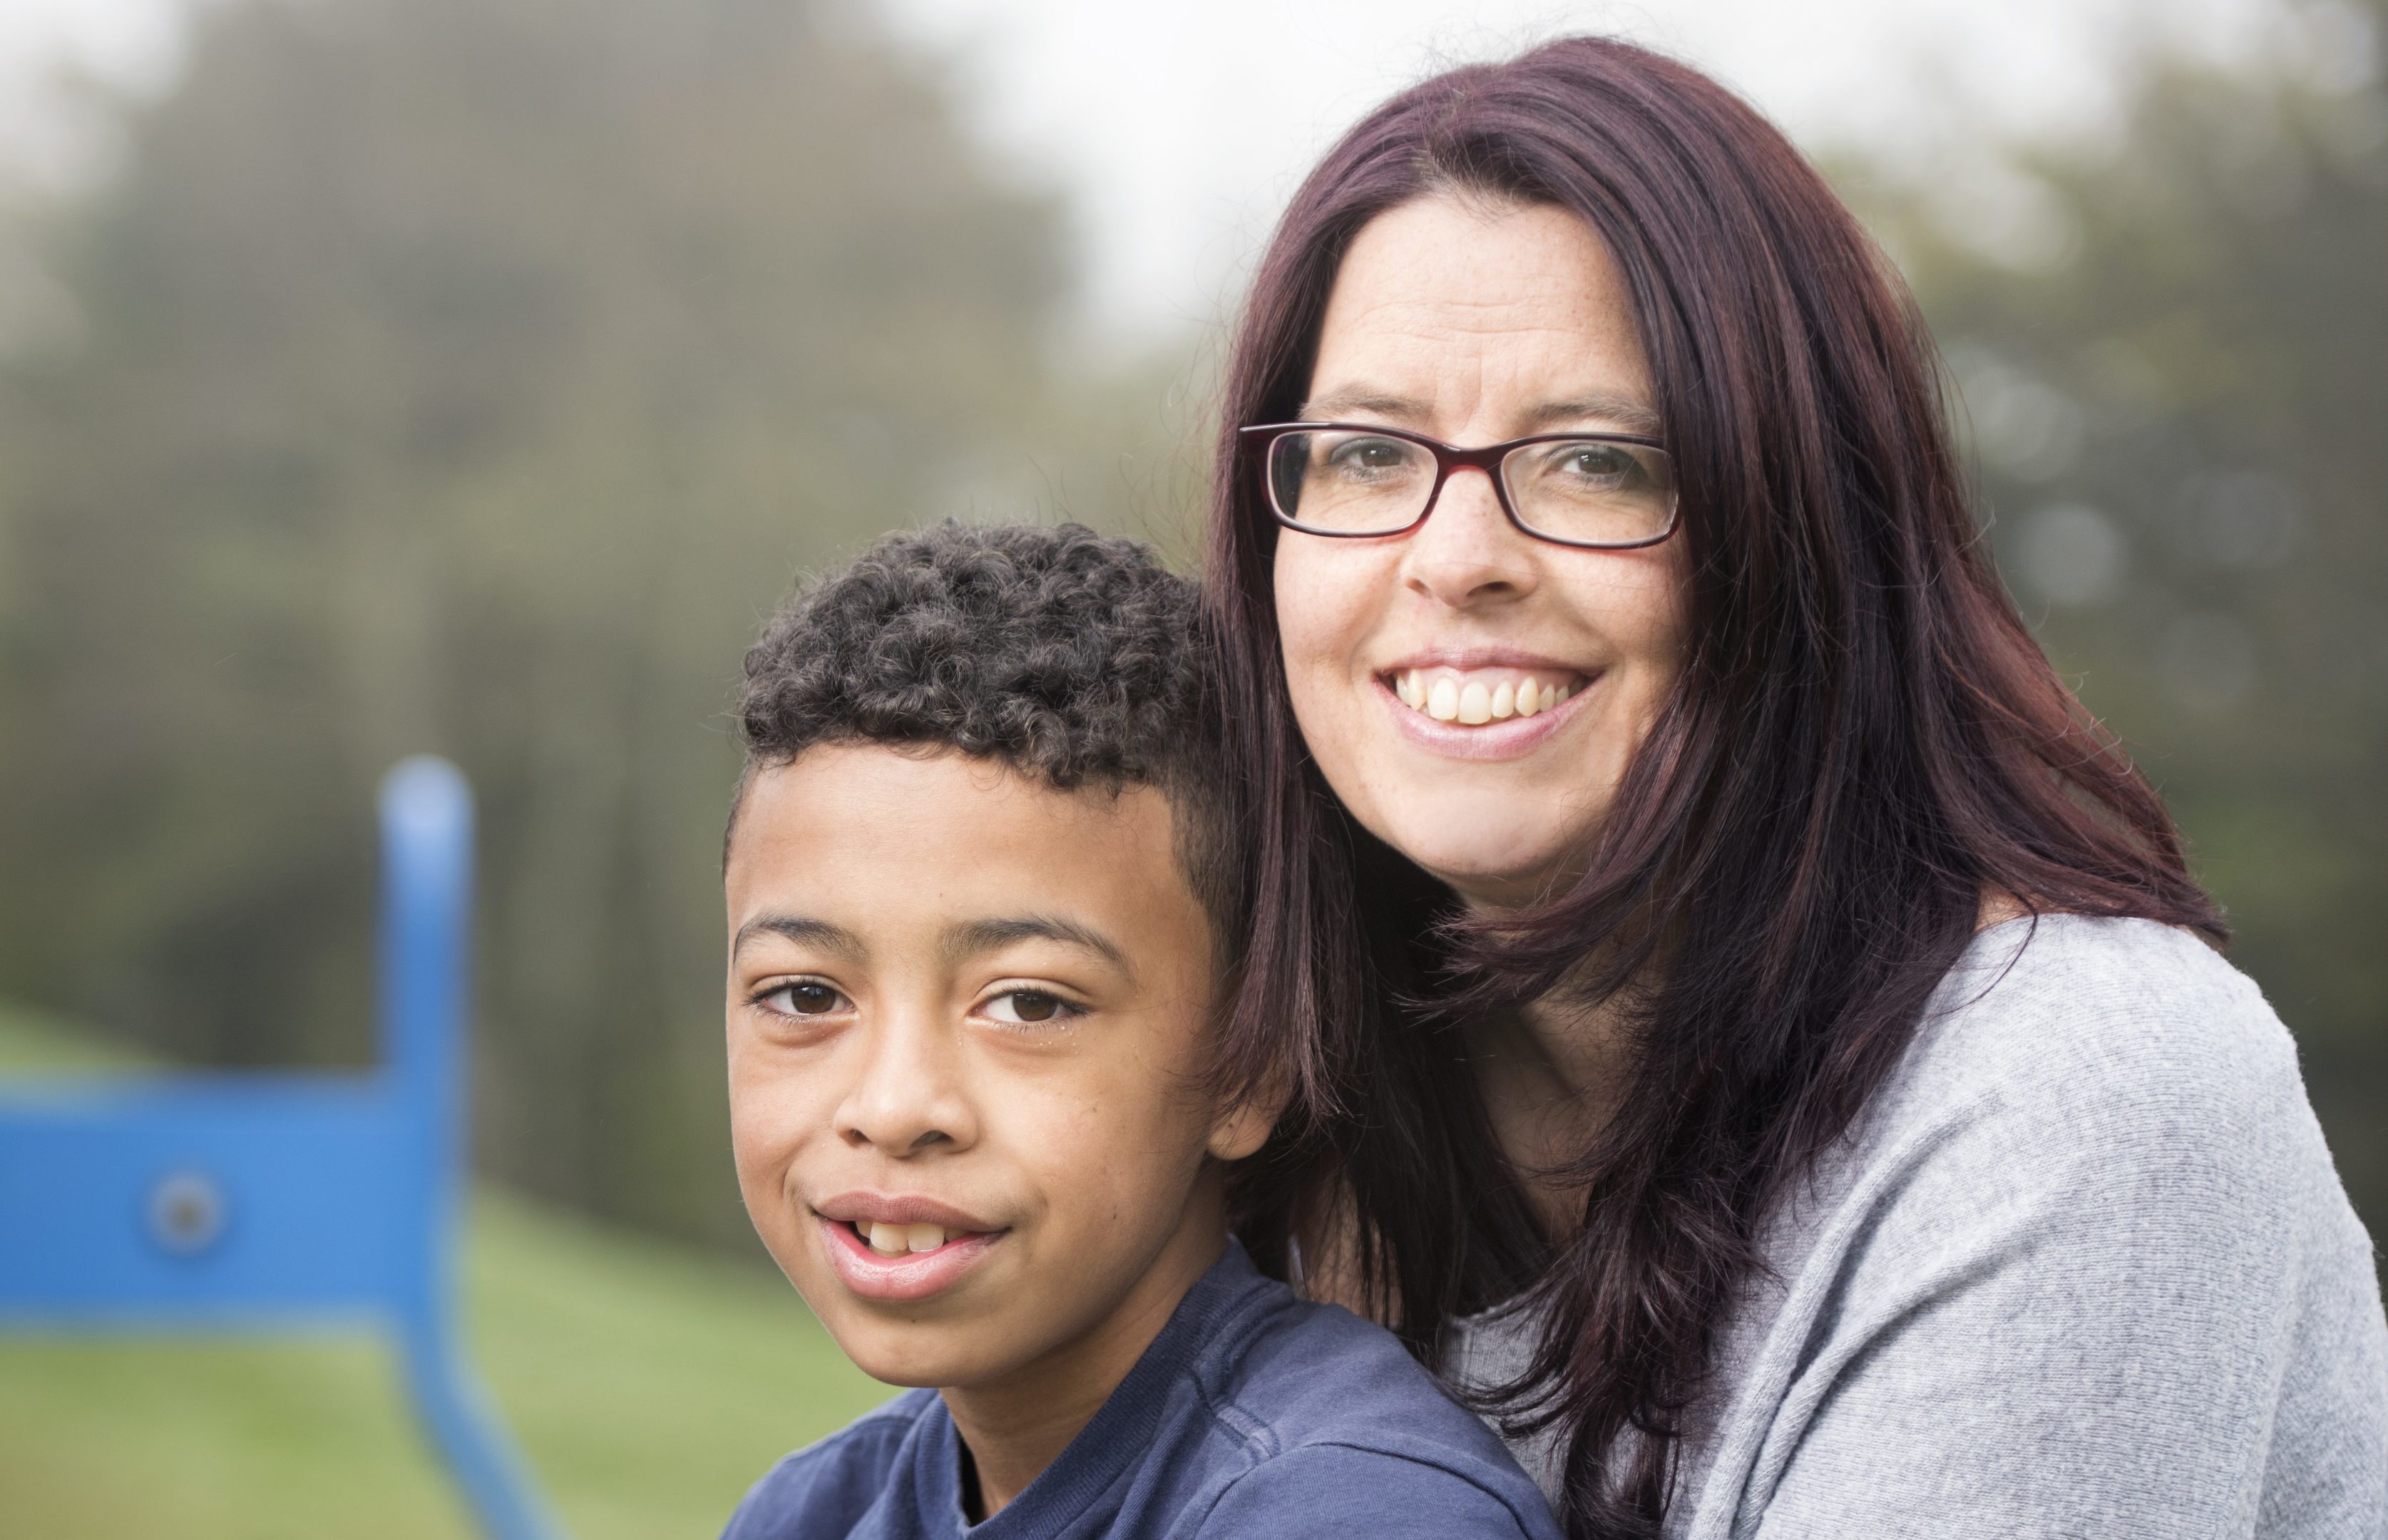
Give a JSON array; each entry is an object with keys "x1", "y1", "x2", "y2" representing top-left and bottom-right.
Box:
[{"x1": 1205, "y1": 1072, "x2": 1292, "y2": 1163}]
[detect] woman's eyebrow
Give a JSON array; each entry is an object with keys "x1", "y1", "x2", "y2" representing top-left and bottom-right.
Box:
[
  {"x1": 1520, "y1": 394, "x2": 1663, "y2": 435},
  {"x1": 941, "y1": 915, "x2": 1132, "y2": 977},
  {"x1": 1298, "y1": 386, "x2": 1428, "y2": 421},
  {"x1": 1296, "y1": 387, "x2": 1661, "y2": 436}
]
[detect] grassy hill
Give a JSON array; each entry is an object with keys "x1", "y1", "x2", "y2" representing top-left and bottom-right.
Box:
[{"x1": 0, "y1": 1008, "x2": 895, "y2": 1539}]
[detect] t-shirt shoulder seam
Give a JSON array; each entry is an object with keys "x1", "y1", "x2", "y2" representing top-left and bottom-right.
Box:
[
  {"x1": 1198, "y1": 1439, "x2": 1540, "y2": 1536},
  {"x1": 764, "y1": 1400, "x2": 920, "y2": 1472},
  {"x1": 1186, "y1": 1287, "x2": 1305, "y2": 1459}
]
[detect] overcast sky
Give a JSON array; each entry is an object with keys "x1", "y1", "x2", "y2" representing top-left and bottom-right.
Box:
[{"x1": 0, "y1": 0, "x2": 2326, "y2": 343}]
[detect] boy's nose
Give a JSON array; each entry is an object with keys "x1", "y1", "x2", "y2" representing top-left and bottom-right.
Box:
[{"x1": 833, "y1": 1011, "x2": 976, "y2": 1157}]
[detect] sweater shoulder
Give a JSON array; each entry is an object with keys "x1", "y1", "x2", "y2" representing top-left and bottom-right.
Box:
[
  {"x1": 1781, "y1": 913, "x2": 2377, "y2": 1298},
  {"x1": 1893, "y1": 914, "x2": 2298, "y2": 1137}
]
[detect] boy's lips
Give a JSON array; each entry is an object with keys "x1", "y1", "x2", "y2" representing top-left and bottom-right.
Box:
[
  {"x1": 811, "y1": 1193, "x2": 1008, "y2": 1303},
  {"x1": 817, "y1": 1213, "x2": 1003, "y2": 1302}
]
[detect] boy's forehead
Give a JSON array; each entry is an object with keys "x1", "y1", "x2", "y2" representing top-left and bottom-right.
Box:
[{"x1": 726, "y1": 745, "x2": 1204, "y2": 953}]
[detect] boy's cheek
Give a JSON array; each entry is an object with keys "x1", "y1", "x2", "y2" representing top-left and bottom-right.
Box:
[
  {"x1": 727, "y1": 1094, "x2": 820, "y2": 1237},
  {"x1": 995, "y1": 1098, "x2": 1210, "y2": 1265},
  {"x1": 1015, "y1": 1065, "x2": 1219, "y2": 1185},
  {"x1": 733, "y1": 1150, "x2": 837, "y2": 1309}
]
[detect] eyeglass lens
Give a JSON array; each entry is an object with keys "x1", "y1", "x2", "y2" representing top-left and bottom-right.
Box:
[{"x1": 1266, "y1": 428, "x2": 1676, "y2": 545}]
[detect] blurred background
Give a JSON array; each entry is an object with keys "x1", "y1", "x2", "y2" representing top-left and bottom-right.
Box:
[{"x1": 0, "y1": 0, "x2": 2379, "y2": 1533}]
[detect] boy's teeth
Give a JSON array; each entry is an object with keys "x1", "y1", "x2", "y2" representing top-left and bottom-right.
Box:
[
  {"x1": 859, "y1": 1220, "x2": 953, "y2": 1255},
  {"x1": 1457, "y1": 682, "x2": 1492, "y2": 724},
  {"x1": 1490, "y1": 682, "x2": 1515, "y2": 719},
  {"x1": 1516, "y1": 677, "x2": 1542, "y2": 717},
  {"x1": 1426, "y1": 677, "x2": 1460, "y2": 722}
]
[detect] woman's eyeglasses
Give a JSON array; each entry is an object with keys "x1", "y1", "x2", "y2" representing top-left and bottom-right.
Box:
[{"x1": 1239, "y1": 422, "x2": 1679, "y2": 549}]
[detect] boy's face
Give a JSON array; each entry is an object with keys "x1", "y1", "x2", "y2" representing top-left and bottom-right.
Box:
[{"x1": 724, "y1": 745, "x2": 1267, "y2": 1395}]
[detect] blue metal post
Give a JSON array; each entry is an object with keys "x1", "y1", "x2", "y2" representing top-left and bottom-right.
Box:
[
  {"x1": 378, "y1": 756, "x2": 565, "y2": 1540},
  {"x1": 0, "y1": 757, "x2": 566, "y2": 1539}
]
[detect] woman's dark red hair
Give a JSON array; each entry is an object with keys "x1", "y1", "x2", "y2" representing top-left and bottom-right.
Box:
[{"x1": 1203, "y1": 36, "x2": 2221, "y2": 1539}]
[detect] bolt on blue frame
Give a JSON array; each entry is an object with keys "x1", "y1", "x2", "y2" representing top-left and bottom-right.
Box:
[{"x1": 0, "y1": 756, "x2": 565, "y2": 1540}]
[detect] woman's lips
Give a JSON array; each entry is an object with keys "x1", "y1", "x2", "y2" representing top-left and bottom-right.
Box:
[
  {"x1": 818, "y1": 1213, "x2": 1004, "y2": 1303},
  {"x1": 1375, "y1": 669, "x2": 1597, "y2": 761}
]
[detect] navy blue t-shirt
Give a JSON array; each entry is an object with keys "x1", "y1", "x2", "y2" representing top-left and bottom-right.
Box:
[{"x1": 721, "y1": 1241, "x2": 1561, "y2": 1539}]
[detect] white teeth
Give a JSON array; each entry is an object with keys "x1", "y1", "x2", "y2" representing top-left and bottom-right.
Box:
[
  {"x1": 905, "y1": 1224, "x2": 945, "y2": 1253},
  {"x1": 1393, "y1": 670, "x2": 1578, "y2": 724},
  {"x1": 867, "y1": 1221, "x2": 907, "y2": 1256}
]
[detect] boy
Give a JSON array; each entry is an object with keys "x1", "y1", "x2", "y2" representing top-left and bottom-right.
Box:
[{"x1": 719, "y1": 522, "x2": 1559, "y2": 1539}]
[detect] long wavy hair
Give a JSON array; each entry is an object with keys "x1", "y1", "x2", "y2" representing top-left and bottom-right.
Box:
[{"x1": 1203, "y1": 36, "x2": 2223, "y2": 1539}]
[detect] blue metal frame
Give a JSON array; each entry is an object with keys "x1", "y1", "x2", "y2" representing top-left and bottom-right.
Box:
[{"x1": 0, "y1": 756, "x2": 565, "y2": 1540}]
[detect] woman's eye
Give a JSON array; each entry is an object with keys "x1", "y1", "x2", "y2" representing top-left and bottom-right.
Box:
[
  {"x1": 981, "y1": 990, "x2": 1073, "y2": 1025},
  {"x1": 1326, "y1": 437, "x2": 1409, "y2": 474},
  {"x1": 1560, "y1": 445, "x2": 1632, "y2": 481},
  {"x1": 762, "y1": 981, "x2": 848, "y2": 1016}
]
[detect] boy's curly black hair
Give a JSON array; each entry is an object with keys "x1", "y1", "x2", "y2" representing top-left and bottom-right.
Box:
[{"x1": 732, "y1": 520, "x2": 1244, "y2": 967}]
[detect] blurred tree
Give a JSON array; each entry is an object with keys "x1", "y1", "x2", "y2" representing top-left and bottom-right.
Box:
[
  {"x1": 1875, "y1": 1, "x2": 2388, "y2": 1239},
  {"x1": 0, "y1": 0, "x2": 1173, "y2": 1245}
]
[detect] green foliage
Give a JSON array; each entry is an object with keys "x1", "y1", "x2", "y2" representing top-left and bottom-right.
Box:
[
  {"x1": 0, "y1": 0, "x2": 1193, "y2": 1246},
  {"x1": 1866, "y1": 2, "x2": 2388, "y2": 1227}
]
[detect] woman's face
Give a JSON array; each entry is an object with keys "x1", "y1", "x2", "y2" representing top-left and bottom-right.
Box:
[{"x1": 1273, "y1": 194, "x2": 1691, "y2": 910}]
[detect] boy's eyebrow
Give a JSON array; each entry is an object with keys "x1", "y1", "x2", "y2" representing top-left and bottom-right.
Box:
[
  {"x1": 733, "y1": 914, "x2": 865, "y2": 962},
  {"x1": 942, "y1": 915, "x2": 1132, "y2": 977}
]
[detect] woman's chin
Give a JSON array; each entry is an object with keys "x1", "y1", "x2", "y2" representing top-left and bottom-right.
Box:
[{"x1": 1388, "y1": 822, "x2": 1584, "y2": 910}]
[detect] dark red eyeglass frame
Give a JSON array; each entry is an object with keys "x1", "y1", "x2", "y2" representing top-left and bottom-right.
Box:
[{"x1": 1236, "y1": 421, "x2": 1681, "y2": 550}]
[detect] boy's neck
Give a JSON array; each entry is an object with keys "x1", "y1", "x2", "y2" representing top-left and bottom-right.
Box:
[{"x1": 941, "y1": 1177, "x2": 1231, "y2": 1520}]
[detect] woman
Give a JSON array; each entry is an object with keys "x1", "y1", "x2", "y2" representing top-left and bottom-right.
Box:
[{"x1": 1204, "y1": 36, "x2": 2387, "y2": 1539}]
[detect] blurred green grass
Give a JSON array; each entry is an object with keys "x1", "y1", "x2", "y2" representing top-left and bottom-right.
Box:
[{"x1": 0, "y1": 1007, "x2": 895, "y2": 1539}]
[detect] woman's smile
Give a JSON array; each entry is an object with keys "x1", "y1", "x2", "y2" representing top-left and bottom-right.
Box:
[
  {"x1": 1382, "y1": 653, "x2": 1588, "y2": 724},
  {"x1": 1370, "y1": 653, "x2": 1601, "y2": 763}
]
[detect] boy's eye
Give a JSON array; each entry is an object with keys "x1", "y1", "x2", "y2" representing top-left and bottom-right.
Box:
[
  {"x1": 762, "y1": 981, "x2": 849, "y2": 1017},
  {"x1": 981, "y1": 990, "x2": 1073, "y2": 1025}
]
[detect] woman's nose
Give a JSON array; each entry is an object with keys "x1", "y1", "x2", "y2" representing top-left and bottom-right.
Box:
[
  {"x1": 1400, "y1": 466, "x2": 1539, "y2": 610},
  {"x1": 833, "y1": 1010, "x2": 976, "y2": 1157}
]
